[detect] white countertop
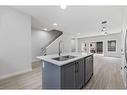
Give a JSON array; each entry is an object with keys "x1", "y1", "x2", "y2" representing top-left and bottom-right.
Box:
[{"x1": 37, "y1": 52, "x2": 93, "y2": 66}]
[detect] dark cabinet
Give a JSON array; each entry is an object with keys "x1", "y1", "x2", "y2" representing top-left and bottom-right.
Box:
[
  {"x1": 42, "y1": 55, "x2": 93, "y2": 89},
  {"x1": 61, "y1": 62, "x2": 76, "y2": 89},
  {"x1": 75, "y1": 58, "x2": 84, "y2": 88},
  {"x1": 84, "y1": 55, "x2": 93, "y2": 84},
  {"x1": 61, "y1": 58, "x2": 84, "y2": 89}
]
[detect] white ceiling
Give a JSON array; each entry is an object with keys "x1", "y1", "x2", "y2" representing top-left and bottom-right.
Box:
[{"x1": 13, "y1": 6, "x2": 123, "y2": 37}]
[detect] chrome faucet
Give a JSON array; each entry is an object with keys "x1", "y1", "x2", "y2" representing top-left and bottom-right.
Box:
[{"x1": 58, "y1": 40, "x2": 63, "y2": 56}]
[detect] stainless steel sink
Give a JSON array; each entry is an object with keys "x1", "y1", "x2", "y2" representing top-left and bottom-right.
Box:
[{"x1": 52, "y1": 55, "x2": 77, "y2": 61}]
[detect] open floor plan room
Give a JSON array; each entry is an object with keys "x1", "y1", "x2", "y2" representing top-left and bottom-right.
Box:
[{"x1": 0, "y1": 6, "x2": 127, "y2": 90}]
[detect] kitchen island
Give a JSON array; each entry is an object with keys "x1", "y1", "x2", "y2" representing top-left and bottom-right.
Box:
[{"x1": 37, "y1": 52, "x2": 93, "y2": 89}]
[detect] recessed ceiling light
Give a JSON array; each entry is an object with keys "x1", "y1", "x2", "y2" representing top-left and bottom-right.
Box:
[
  {"x1": 104, "y1": 32, "x2": 108, "y2": 36},
  {"x1": 78, "y1": 33, "x2": 80, "y2": 35},
  {"x1": 43, "y1": 28, "x2": 48, "y2": 31},
  {"x1": 60, "y1": 4, "x2": 67, "y2": 10},
  {"x1": 53, "y1": 23, "x2": 58, "y2": 26},
  {"x1": 102, "y1": 28, "x2": 106, "y2": 32}
]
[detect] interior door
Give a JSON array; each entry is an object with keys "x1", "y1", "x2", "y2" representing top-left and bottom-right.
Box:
[
  {"x1": 96, "y1": 42, "x2": 103, "y2": 54},
  {"x1": 125, "y1": 30, "x2": 127, "y2": 88}
]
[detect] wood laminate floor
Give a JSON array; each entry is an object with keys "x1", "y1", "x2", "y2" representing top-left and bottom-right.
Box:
[
  {"x1": 0, "y1": 54, "x2": 125, "y2": 89},
  {"x1": 84, "y1": 54, "x2": 125, "y2": 89}
]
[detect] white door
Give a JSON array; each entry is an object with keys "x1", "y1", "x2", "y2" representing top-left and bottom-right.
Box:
[
  {"x1": 121, "y1": 29, "x2": 127, "y2": 88},
  {"x1": 124, "y1": 30, "x2": 127, "y2": 88}
]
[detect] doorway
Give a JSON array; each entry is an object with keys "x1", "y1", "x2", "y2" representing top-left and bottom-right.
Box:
[
  {"x1": 89, "y1": 41, "x2": 103, "y2": 54},
  {"x1": 96, "y1": 42, "x2": 103, "y2": 54}
]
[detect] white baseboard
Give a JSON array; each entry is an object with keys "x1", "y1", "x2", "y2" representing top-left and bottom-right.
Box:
[
  {"x1": 0, "y1": 68, "x2": 32, "y2": 80},
  {"x1": 32, "y1": 58, "x2": 41, "y2": 63}
]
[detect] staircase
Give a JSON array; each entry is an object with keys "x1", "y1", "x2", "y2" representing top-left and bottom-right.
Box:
[{"x1": 41, "y1": 29, "x2": 63, "y2": 56}]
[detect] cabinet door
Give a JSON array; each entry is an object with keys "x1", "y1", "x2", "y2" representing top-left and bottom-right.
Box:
[
  {"x1": 75, "y1": 58, "x2": 84, "y2": 89},
  {"x1": 85, "y1": 56, "x2": 93, "y2": 83},
  {"x1": 90, "y1": 56, "x2": 93, "y2": 75},
  {"x1": 61, "y1": 62, "x2": 76, "y2": 89}
]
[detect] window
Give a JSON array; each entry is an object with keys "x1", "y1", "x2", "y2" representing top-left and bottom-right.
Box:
[
  {"x1": 89, "y1": 42, "x2": 96, "y2": 53},
  {"x1": 81, "y1": 42, "x2": 87, "y2": 52},
  {"x1": 71, "y1": 39, "x2": 76, "y2": 52},
  {"x1": 107, "y1": 40, "x2": 116, "y2": 52}
]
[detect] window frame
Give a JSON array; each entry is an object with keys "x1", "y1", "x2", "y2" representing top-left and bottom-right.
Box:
[{"x1": 107, "y1": 40, "x2": 117, "y2": 52}]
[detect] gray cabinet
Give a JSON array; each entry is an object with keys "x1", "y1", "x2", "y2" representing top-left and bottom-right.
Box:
[
  {"x1": 84, "y1": 55, "x2": 93, "y2": 83},
  {"x1": 61, "y1": 62, "x2": 76, "y2": 89},
  {"x1": 42, "y1": 55, "x2": 93, "y2": 89},
  {"x1": 61, "y1": 58, "x2": 84, "y2": 89},
  {"x1": 75, "y1": 58, "x2": 84, "y2": 88}
]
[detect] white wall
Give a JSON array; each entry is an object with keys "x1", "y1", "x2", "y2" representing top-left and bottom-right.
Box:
[
  {"x1": 31, "y1": 28, "x2": 52, "y2": 62},
  {"x1": 0, "y1": 7, "x2": 31, "y2": 79},
  {"x1": 77, "y1": 33, "x2": 122, "y2": 58},
  {"x1": 31, "y1": 28, "x2": 50, "y2": 62}
]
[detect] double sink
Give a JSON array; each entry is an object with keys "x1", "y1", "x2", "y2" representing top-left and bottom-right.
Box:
[{"x1": 52, "y1": 55, "x2": 77, "y2": 61}]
